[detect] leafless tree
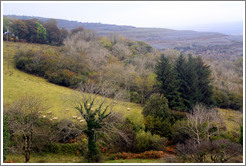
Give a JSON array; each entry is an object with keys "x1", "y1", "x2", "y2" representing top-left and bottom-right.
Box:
[
  {"x1": 111, "y1": 42, "x2": 131, "y2": 60},
  {"x1": 185, "y1": 104, "x2": 223, "y2": 144},
  {"x1": 4, "y1": 95, "x2": 50, "y2": 163}
]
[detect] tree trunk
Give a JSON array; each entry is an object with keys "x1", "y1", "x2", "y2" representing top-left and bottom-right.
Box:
[{"x1": 86, "y1": 129, "x2": 99, "y2": 162}]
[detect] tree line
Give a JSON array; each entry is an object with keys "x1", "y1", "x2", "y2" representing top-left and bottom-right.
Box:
[{"x1": 3, "y1": 17, "x2": 85, "y2": 45}]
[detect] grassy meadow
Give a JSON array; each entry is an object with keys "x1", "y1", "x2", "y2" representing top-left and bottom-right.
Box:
[{"x1": 3, "y1": 41, "x2": 143, "y2": 123}]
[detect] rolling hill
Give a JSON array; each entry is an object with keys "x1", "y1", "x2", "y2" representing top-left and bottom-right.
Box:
[
  {"x1": 5, "y1": 15, "x2": 243, "y2": 61},
  {"x1": 3, "y1": 41, "x2": 242, "y2": 131},
  {"x1": 3, "y1": 41, "x2": 144, "y2": 126}
]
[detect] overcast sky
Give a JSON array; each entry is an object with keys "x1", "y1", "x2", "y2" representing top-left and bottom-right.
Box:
[{"x1": 2, "y1": 1, "x2": 245, "y2": 30}]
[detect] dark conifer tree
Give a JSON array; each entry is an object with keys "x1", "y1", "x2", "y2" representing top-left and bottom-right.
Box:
[
  {"x1": 175, "y1": 54, "x2": 214, "y2": 111},
  {"x1": 195, "y1": 56, "x2": 214, "y2": 105},
  {"x1": 155, "y1": 54, "x2": 184, "y2": 110}
]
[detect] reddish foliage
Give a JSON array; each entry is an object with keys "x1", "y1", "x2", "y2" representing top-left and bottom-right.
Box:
[
  {"x1": 165, "y1": 145, "x2": 176, "y2": 154},
  {"x1": 112, "y1": 151, "x2": 167, "y2": 160}
]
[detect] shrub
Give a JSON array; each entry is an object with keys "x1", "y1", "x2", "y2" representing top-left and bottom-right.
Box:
[
  {"x1": 176, "y1": 139, "x2": 243, "y2": 163},
  {"x1": 14, "y1": 49, "x2": 89, "y2": 88},
  {"x1": 48, "y1": 69, "x2": 76, "y2": 87},
  {"x1": 142, "y1": 93, "x2": 169, "y2": 118},
  {"x1": 171, "y1": 120, "x2": 190, "y2": 144},
  {"x1": 43, "y1": 142, "x2": 87, "y2": 155},
  {"x1": 212, "y1": 130, "x2": 240, "y2": 143},
  {"x1": 134, "y1": 130, "x2": 167, "y2": 152},
  {"x1": 52, "y1": 119, "x2": 84, "y2": 143},
  {"x1": 144, "y1": 116, "x2": 172, "y2": 138},
  {"x1": 101, "y1": 116, "x2": 140, "y2": 153},
  {"x1": 130, "y1": 91, "x2": 141, "y2": 103},
  {"x1": 110, "y1": 151, "x2": 166, "y2": 160},
  {"x1": 213, "y1": 89, "x2": 243, "y2": 110}
]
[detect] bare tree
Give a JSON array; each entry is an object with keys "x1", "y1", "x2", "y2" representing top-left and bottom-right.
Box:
[
  {"x1": 185, "y1": 104, "x2": 223, "y2": 144},
  {"x1": 111, "y1": 42, "x2": 131, "y2": 60},
  {"x1": 4, "y1": 95, "x2": 49, "y2": 162}
]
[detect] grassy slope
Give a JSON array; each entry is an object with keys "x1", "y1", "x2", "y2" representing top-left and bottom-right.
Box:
[
  {"x1": 3, "y1": 42, "x2": 143, "y2": 123},
  {"x1": 218, "y1": 108, "x2": 243, "y2": 132}
]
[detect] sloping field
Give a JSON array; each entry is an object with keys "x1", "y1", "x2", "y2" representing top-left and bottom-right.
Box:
[{"x1": 3, "y1": 42, "x2": 143, "y2": 124}]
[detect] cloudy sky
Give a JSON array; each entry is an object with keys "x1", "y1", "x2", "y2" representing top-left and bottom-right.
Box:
[{"x1": 2, "y1": 1, "x2": 245, "y2": 30}]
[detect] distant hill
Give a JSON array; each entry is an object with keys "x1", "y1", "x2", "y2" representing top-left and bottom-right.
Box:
[
  {"x1": 4, "y1": 15, "x2": 243, "y2": 60},
  {"x1": 188, "y1": 21, "x2": 243, "y2": 36}
]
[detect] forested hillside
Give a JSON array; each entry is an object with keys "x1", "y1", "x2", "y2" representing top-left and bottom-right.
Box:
[{"x1": 3, "y1": 16, "x2": 243, "y2": 163}]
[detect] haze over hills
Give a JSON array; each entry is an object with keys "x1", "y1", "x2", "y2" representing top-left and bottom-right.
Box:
[
  {"x1": 5, "y1": 15, "x2": 243, "y2": 60},
  {"x1": 187, "y1": 21, "x2": 243, "y2": 36}
]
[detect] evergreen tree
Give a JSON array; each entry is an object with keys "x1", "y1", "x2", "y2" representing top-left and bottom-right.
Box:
[
  {"x1": 175, "y1": 54, "x2": 190, "y2": 111},
  {"x1": 175, "y1": 54, "x2": 213, "y2": 111},
  {"x1": 184, "y1": 55, "x2": 199, "y2": 108},
  {"x1": 155, "y1": 54, "x2": 184, "y2": 110},
  {"x1": 195, "y1": 56, "x2": 214, "y2": 105}
]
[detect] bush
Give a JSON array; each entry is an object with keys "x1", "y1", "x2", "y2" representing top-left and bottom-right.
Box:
[
  {"x1": 48, "y1": 69, "x2": 76, "y2": 87},
  {"x1": 130, "y1": 91, "x2": 141, "y2": 103},
  {"x1": 171, "y1": 120, "x2": 190, "y2": 144},
  {"x1": 213, "y1": 89, "x2": 243, "y2": 110},
  {"x1": 144, "y1": 116, "x2": 172, "y2": 138},
  {"x1": 110, "y1": 151, "x2": 165, "y2": 160},
  {"x1": 98, "y1": 114, "x2": 140, "y2": 153},
  {"x1": 14, "y1": 49, "x2": 89, "y2": 88},
  {"x1": 176, "y1": 139, "x2": 243, "y2": 163},
  {"x1": 134, "y1": 130, "x2": 167, "y2": 152},
  {"x1": 142, "y1": 93, "x2": 169, "y2": 119},
  {"x1": 52, "y1": 119, "x2": 84, "y2": 143},
  {"x1": 43, "y1": 142, "x2": 87, "y2": 155}
]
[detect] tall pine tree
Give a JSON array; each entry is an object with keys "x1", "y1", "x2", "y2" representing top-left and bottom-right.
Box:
[
  {"x1": 176, "y1": 54, "x2": 213, "y2": 111},
  {"x1": 155, "y1": 54, "x2": 184, "y2": 110},
  {"x1": 195, "y1": 56, "x2": 214, "y2": 105},
  {"x1": 156, "y1": 54, "x2": 214, "y2": 112}
]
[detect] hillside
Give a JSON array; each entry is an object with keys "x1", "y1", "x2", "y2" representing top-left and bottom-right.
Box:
[
  {"x1": 3, "y1": 41, "x2": 243, "y2": 163},
  {"x1": 5, "y1": 15, "x2": 243, "y2": 61},
  {"x1": 3, "y1": 41, "x2": 242, "y2": 131},
  {"x1": 3, "y1": 41, "x2": 143, "y2": 124}
]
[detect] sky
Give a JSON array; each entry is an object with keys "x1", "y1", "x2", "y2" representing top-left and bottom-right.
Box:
[{"x1": 2, "y1": 1, "x2": 245, "y2": 30}]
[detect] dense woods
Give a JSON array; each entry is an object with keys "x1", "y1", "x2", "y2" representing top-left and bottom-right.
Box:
[
  {"x1": 3, "y1": 17, "x2": 243, "y2": 163},
  {"x1": 3, "y1": 17, "x2": 68, "y2": 45}
]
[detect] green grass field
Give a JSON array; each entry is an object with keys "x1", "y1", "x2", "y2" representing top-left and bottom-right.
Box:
[{"x1": 3, "y1": 42, "x2": 144, "y2": 123}]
